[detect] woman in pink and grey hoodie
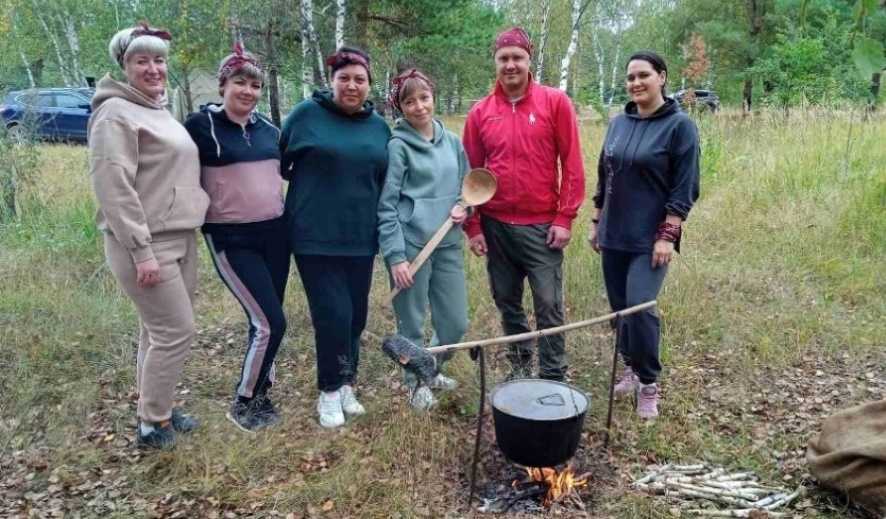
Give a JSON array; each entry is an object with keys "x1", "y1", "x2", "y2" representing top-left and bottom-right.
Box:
[
  {"x1": 184, "y1": 44, "x2": 289, "y2": 434},
  {"x1": 89, "y1": 23, "x2": 210, "y2": 449}
]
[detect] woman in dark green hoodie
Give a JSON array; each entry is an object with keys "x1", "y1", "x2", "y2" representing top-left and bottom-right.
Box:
[
  {"x1": 377, "y1": 69, "x2": 470, "y2": 411},
  {"x1": 589, "y1": 51, "x2": 700, "y2": 420},
  {"x1": 279, "y1": 47, "x2": 390, "y2": 428}
]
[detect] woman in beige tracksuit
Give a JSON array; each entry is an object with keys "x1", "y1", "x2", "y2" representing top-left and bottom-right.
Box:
[{"x1": 89, "y1": 23, "x2": 210, "y2": 449}]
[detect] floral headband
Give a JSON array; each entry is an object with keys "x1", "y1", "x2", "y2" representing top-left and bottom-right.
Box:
[
  {"x1": 218, "y1": 41, "x2": 262, "y2": 88},
  {"x1": 388, "y1": 69, "x2": 434, "y2": 112}
]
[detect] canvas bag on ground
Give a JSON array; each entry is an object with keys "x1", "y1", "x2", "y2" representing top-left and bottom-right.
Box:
[{"x1": 807, "y1": 399, "x2": 886, "y2": 515}]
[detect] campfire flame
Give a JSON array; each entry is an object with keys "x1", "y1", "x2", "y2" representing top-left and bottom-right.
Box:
[{"x1": 520, "y1": 466, "x2": 588, "y2": 507}]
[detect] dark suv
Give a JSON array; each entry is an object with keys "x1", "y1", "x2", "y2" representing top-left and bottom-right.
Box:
[
  {"x1": 673, "y1": 89, "x2": 720, "y2": 113},
  {"x1": 1, "y1": 87, "x2": 95, "y2": 143}
]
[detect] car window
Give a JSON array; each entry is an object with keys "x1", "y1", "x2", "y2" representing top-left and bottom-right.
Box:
[
  {"x1": 55, "y1": 94, "x2": 87, "y2": 108},
  {"x1": 37, "y1": 94, "x2": 57, "y2": 108}
]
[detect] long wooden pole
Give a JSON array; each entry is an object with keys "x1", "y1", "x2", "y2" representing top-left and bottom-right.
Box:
[{"x1": 425, "y1": 300, "x2": 657, "y2": 355}]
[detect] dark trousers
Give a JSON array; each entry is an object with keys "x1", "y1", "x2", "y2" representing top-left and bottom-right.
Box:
[
  {"x1": 294, "y1": 254, "x2": 374, "y2": 392},
  {"x1": 601, "y1": 248, "x2": 668, "y2": 384},
  {"x1": 204, "y1": 219, "x2": 290, "y2": 400},
  {"x1": 482, "y1": 217, "x2": 566, "y2": 380}
]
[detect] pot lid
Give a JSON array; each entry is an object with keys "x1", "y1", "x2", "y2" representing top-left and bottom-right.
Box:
[{"x1": 491, "y1": 379, "x2": 589, "y2": 421}]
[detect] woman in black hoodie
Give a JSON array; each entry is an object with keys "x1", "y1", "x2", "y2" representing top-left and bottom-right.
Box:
[{"x1": 589, "y1": 51, "x2": 700, "y2": 419}]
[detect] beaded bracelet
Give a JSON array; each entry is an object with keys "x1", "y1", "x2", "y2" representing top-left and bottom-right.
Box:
[{"x1": 655, "y1": 222, "x2": 682, "y2": 243}]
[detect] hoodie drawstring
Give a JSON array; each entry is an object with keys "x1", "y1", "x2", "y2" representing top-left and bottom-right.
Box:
[{"x1": 207, "y1": 111, "x2": 222, "y2": 158}]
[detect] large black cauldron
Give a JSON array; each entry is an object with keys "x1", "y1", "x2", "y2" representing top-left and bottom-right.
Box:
[{"x1": 491, "y1": 379, "x2": 589, "y2": 468}]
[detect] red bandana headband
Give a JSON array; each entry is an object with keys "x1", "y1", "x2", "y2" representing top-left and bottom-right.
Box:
[
  {"x1": 388, "y1": 69, "x2": 434, "y2": 112},
  {"x1": 118, "y1": 22, "x2": 172, "y2": 66},
  {"x1": 325, "y1": 50, "x2": 372, "y2": 82},
  {"x1": 494, "y1": 27, "x2": 533, "y2": 57},
  {"x1": 218, "y1": 41, "x2": 262, "y2": 87}
]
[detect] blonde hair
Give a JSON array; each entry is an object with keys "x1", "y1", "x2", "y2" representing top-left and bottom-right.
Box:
[
  {"x1": 108, "y1": 27, "x2": 170, "y2": 68},
  {"x1": 217, "y1": 52, "x2": 264, "y2": 96}
]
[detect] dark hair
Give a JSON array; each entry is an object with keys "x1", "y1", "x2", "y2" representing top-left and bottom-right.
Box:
[
  {"x1": 327, "y1": 45, "x2": 372, "y2": 83},
  {"x1": 626, "y1": 50, "x2": 668, "y2": 95}
]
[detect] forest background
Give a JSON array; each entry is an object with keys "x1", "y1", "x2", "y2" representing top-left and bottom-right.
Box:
[{"x1": 1, "y1": 0, "x2": 885, "y2": 121}]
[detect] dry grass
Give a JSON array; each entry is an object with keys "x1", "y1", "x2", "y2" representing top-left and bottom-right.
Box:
[{"x1": 1, "y1": 109, "x2": 885, "y2": 518}]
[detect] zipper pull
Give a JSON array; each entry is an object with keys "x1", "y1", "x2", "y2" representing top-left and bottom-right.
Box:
[
  {"x1": 512, "y1": 102, "x2": 516, "y2": 114},
  {"x1": 243, "y1": 128, "x2": 251, "y2": 147}
]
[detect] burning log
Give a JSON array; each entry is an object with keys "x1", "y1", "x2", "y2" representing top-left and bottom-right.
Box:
[{"x1": 523, "y1": 465, "x2": 589, "y2": 507}]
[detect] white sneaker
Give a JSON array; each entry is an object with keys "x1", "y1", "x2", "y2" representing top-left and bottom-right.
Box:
[
  {"x1": 317, "y1": 390, "x2": 345, "y2": 428},
  {"x1": 429, "y1": 373, "x2": 458, "y2": 391},
  {"x1": 339, "y1": 385, "x2": 366, "y2": 416},
  {"x1": 410, "y1": 386, "x2": 437, "y2": 411}
]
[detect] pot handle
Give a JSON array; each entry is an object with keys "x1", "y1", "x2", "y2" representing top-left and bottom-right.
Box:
[{"x1": 537, "y1": 394, "x2": 565, "y2": 406}]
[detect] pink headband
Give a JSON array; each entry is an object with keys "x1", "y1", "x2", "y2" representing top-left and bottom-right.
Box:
[{"x1": 494, "y1": 27, "x2": 532, "y2": 56}]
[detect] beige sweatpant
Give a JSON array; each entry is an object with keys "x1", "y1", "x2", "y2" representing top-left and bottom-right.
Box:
[{"x1": 104, "y1": 231, "x2": 198, "y2": 423}]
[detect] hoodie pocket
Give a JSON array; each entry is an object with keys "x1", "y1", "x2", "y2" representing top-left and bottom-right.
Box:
[
  {"x1": 161, "y1": 186, "x2": 210, "y2": 231},
  {"x1": 403, "y1": 195, "x2": 458, "y2": 245}
]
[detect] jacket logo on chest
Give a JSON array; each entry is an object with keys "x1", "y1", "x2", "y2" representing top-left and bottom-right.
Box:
[{"x1": 528, "y1": 112, "x2": 536, "y2": 125}]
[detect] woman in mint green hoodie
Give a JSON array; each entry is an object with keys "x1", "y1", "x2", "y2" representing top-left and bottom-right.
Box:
[{"x1": 378, "y1": 69, "x2": 470, "y2": 410}]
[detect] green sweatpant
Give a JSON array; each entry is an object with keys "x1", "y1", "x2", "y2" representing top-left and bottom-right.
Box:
[
  {"x1": 391, "y1": 242, "x2": 468, "y2": 370},
  {"x1": 481, "y1": 217, "x2": 566, "y2": 380}
]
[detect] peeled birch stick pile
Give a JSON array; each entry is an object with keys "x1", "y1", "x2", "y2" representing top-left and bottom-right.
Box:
[{"x1": 632, "y1": 464, "x2": 804, "y2": 518}]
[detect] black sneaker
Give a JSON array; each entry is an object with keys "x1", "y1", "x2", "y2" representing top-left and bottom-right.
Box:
[
  {"x1": 170, "y1": 407, "x2": 199, "y2": 433},
  {"x1": 226, "y1": 397, "x2": 279, "y2": 433},
  {"x1": 136, "y1": 421, "x2": 176, "y2": 450},
  {"x1": 256, "y1": 396, "x2": 281, "y2": 426}
]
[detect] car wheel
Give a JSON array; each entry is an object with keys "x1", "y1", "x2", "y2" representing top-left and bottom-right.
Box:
[{"x1": 6, "y1": 124, "x2": 30, "y2": 145}]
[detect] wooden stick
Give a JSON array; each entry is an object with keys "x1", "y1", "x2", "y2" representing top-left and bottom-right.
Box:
[
  {"x1": 386, "y1": 217, "x2": 455, "y2": 305},
  {"x1": 425, "y1": 301, "x2": 657, "y2": 355}
]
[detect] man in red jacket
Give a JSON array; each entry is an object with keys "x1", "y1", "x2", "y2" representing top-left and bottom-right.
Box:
[{"x1": 463, "y1": 27, "x2": 585, "y2": 381}]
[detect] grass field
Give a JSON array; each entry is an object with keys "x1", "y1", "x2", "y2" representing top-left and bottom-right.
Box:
[{"x1": 1, "y1": 109, "x2": 884, "y2": 518}]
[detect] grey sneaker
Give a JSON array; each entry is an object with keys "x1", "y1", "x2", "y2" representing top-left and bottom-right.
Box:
[
  {"x1": 429, "y1": 373, "x2": 458, "y2": 391},
  {"x1": 256, "y1": 395, "x2": 281, "y2": 426},
  {"x1": 170, "y1": 407, "x2": 199, "y2": 433},
  {"x1": 339, "y1": 385, "x2": 366, "y2": 417},
  {"x1": 410, "y1": 386, "x2": 437, "y2": 411},
  {"x1": 226, "y1": 398, "x2": 278, "y2": 433},
  {"x1": 637, "y1": 383, "x2": 659, "y2": 419},
  {"x1": 136, "y1": 421, "x2": 176, "y2": 450},
  {"x1": 317, "y1": 390, "x2": 345, "y2": 428}
]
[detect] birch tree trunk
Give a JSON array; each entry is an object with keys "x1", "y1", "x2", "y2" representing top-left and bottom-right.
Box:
[
  {"x1": 61, "y1": 16, "x2": 86, "y2": 86},
  {"x1": 300, "y1": 0, "x2": 315, "y2": 99},
  {"x1": 593, "y1": 34, "x2": 606, "y2": 106},
  {"x1": 558, "y1": 0, "x2": 588, "y2": 92},
  {"x1": 535, "y1": 0, "x2": 551, "y2": 82},
  {"x1": 335, "y1": 0, "x2": 346, "y2": 50},
  {"x1": 12, "y1": 17, "x2": 36, "y2": 88},
  {"x1": 607, "y1": 44, "x2": 621, "y2": 108},
  {"x1": 32, "y1": 3, "x2": 72, "y2": 86}
]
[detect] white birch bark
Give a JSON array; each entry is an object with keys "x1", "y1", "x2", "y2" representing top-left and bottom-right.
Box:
[
  {"x1": 61, "y1": 16, "x2": 86, "y2": 86},
  {"x1": 593, "y1": 33, "x2": 606, "y2": 106},
  {"x1": 32, "y1": 2, "x2": 72, "y2": 86},
  {"x1": 300, "y1": 0, "x2": 315, "y2": 99},
  {"x1": 534, "y1": 0, "x2": 551, "y2": 82},
  {"x1": 607, "y1": 44, "x2": 621, "y2": 107},
  {"x1": 558, "y1": 0, "x2": 584, "y2": 91},
  {"x1": 335, "y1": 0, "x2": 346, "y2": 50},
  {"x1": 19, "y1": 50, "x2": 36, "y2": 88}
]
